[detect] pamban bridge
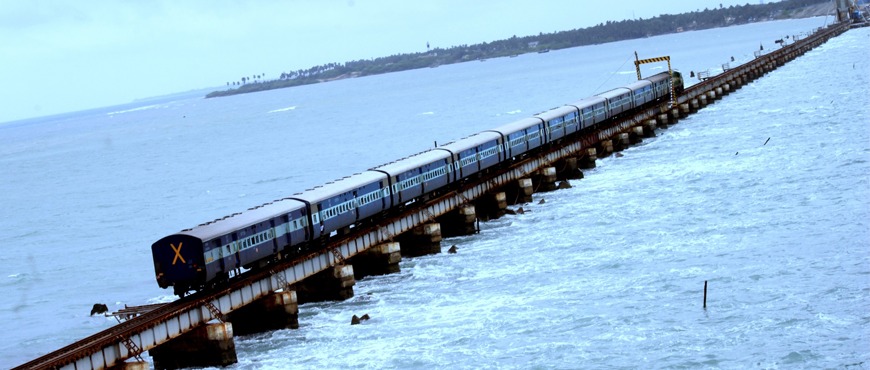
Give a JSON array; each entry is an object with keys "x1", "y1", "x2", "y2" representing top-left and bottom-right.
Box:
[{"x1": 13, "y1": 4, "x2": 864, "y2": 370}]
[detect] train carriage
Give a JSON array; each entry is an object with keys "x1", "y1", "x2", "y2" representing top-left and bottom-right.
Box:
[
  {"x1": 371, "y1": 149, "x2": 453, "y2": 207},
  {"x1": 536, "y1": 106, "x2": 580, "y2": 142},
  {"x1": 626, "y1": 80, "x2": 654, "y2": 107},
  {"x1": 436, "y1": 132, "x2": 504, "y2": 180},
  {"x1": 289, "y1": 171, "x2": 389, "y2": 239},
  {"x1": 644, "y1": 71, "x2": 673, "y2": 100},
  {"x1": 486, "y1": 117, "x2": 546, "y2": 159},
  {"x1": 570, "y1": 96, "x2": 608, "y2": 129},
  {"x1": 597, "y1": 87, "x2": 634, "y2": 117},
  {"x1": 151, "y1": 198, "x2": 309, "y2": 295}
]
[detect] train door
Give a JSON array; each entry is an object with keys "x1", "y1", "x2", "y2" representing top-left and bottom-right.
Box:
[{"x1": 232, "y1": 232, "x2": 241, "y2": 267}]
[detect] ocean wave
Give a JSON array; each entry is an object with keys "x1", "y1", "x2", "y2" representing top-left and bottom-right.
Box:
[{"x1": 268, "y1": 106, "x2": 297, "y2": 113}]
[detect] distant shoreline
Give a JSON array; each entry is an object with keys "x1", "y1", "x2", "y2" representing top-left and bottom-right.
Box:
[{"x1": 205, "y1": 0, "x2": 834, "y2": 99}]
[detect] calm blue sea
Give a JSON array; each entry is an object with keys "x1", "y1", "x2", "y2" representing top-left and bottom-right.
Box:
[{"x1": 1, "y1": 17, "x2": 867, "y2": 369}]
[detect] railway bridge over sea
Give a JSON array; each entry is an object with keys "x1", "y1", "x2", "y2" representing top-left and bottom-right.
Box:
[{"x1": 12, "y1": 19, "x2": 850, "y2": 370}]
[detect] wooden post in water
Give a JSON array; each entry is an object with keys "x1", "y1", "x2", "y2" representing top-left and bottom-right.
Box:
[{"x1": 703, "y1": 280, "x2": 708, "y2": 309}]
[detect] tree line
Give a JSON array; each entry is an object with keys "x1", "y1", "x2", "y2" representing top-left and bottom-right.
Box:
[{"x1": 207, "y1": 0, "x2": 830, "y2": 98}]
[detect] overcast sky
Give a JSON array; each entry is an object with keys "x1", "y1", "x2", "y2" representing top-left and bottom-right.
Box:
[{"x1": 0, "y1": 0, "x2": 769, "y2": 123}]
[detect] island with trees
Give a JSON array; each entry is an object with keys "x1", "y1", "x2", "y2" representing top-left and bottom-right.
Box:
[{"x1": 206, "y1": 0, "x2": 832, "y2": 99}]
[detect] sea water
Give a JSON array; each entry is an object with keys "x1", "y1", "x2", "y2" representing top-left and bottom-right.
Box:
[{"x1": 1, "y1": 17, "x2": 867, "y2": 368}]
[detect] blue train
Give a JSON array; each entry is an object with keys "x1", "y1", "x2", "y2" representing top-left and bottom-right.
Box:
[{"x1": 152, "y1": 71, "x2": 684, "y2": 296}]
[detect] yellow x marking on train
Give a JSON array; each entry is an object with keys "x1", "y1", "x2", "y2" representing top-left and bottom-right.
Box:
[{"x1": 171, "y1": 243, "x2": 186, "y2": 265}]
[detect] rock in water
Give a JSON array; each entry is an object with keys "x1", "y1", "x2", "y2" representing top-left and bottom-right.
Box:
[{"x1": 90, "y1": 303, "x2": 109, "y2": 316}]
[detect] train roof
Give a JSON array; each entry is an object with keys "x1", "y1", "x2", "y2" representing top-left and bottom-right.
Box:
[
  {"x1": 290, "y1": 171, "x2": 387, "y2": 204},
  {"x1": 436, "y1": 131, "x2": 503, "y2": 153},
  {"x1": 371, "y1": 149, "x2": 452, "y2": 175},
  {"x1": 595, "y1": 87, "x2": 632, "y2": 100},
  {"x1": 486, "y1": 117, "x2": 545, "y2": 136},
  {"x1": 624, "y1": 80, "x2": 652, "y2": 90},
  {"x1": 535, "y1": 106, "x2": 579, "y2": 122},
  {"x1": 643, "y1": 71, "x2": 672, "y2": 84},
  {"x1": 179, "y1": 198, "x2": 308, "y2": 241},
  {"x1": 569, "y1": 96, "x2": 606, "y2": 109}
]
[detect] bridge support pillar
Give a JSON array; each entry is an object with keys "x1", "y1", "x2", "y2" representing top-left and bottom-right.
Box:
[
  {"x1": 109, "y1": 362, "x2": 149, "y2": 370},
  {"x1": 532, "y1": 167, "x2": 558, "y2": 192},
  {"x1": 643, "y1": 120, "x2": 657, "y2": 137},
  {"x1": 597, "y1": 139, "x2": 613, "y2": 158},
  {"x1": 438, "y1": 205, "x2": 478, "y2": 237},
  {"x1": 505, "y1": 178, "x2": 534, "y2": 205},
  {"x1": 476, "y1": 191, "x2": 507, "y2": 220},
  {"x1": 629, "y1": 126, "x2": 644, "y2": 144},
  {"x1": 669, "y1": 108, "x2": 680, "y2": 124},
  {"x1": 578, "y1": 148, "x2": 597, "y2": 169},
  {"x1": 613, "y1": 133, "x2": 630, "y2": 152},
  {"x1": 397, "y1": 223, "x2": 442, "y2": 257},
  {"x1": 708, "y1": 90, "x2": 717, "y2": 101},
  {"x1": 657, "y1": 114, "x2": 669, "y2": 129},
  {"x1": 149, "y1": 323, "x2": 237, "y2": 370},
  {"x1": 293, "y1": 265, "x2": 355, "y2": 303},
  {"x1": 699, "y1": 95, "x2": 708, "y2": 108},
  {"x1": 680, "y1": 103, "x2": 691, "y2": 116},
  {"x1": 227, "y1": 290, "x2": 298, "y2": 336},
  {"x1": 556, "y1": 157, "x2": 583, "y2": 180},
  {"x1": 350, "y1": 242, "x2": 401, "y2": 278}
]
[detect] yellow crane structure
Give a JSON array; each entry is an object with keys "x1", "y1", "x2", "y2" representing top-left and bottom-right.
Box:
[{"x1": 634, "y1": 52, "x2": 677, "y2": 107}]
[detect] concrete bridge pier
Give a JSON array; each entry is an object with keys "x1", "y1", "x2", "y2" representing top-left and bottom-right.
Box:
[
  {"x1": 293, "y1": 265, "x2": 355, "y2": 303},
  {"x1": 349, "y1": 242, "x2": 401, "y2": 278},
  {"x1": 613, "y1": 133, "x2": 630, "y2": 152},
  {"x1": 708, "y1": 90, "x2": 717, "y2": 101},
  {"x1": 680, "y1": 103, "x2": 690, "y2": 116},
  {"x1": 597, "y1": 139, "x2": 614, "y2": 158},
  {"x1": 437, "y1": 205, "x2": 478, "y2": 237},
  {"x1": 227, "y1": 290, "x2": 299, "y2": 336},
  {"x1": 397, "y1": 223, "x2": 442, "y2": 257},
  {"x1": 629, "y1": 126, "x2": 644, "y2": 144},
  {"x1": 642, "y1": 119, "x2": 657, "y2": 137},
  {"x1": 690, "y1": 99, "x2": 700, "y2": 112},
  {"x1": 109, "y1": 361, "x2": 149, "y2": 370},
  {"x1": 504, "y1": 178, "x2": 533, "y2": 205},
  {"x1": 532, "y1": 167, "x2": 558, "y2": 192},
  {"x1": 669, "y1": 108, "x2": 680, "y2": 125},
  {"x1": 475, "y1": 191, "x2": 508, "y2": 220},
  {"x1": 149, "y1": 323, "x2": 237, "y2": 370},
  {"x1": 578, "y1": 148, "x2": 597, "y2": 169},
  {"x1": 714, "y1": 87, "x2": 723, "y2": 98},
  {"x1": 555, "y1": 157, "x2": 583, "y2": 180},
  {"x1": 699, "y1": 94, "x2": 708, "y2": 108},
  {"x1": 657, "y1": 114, "x2": 669, "y2": 129}
]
